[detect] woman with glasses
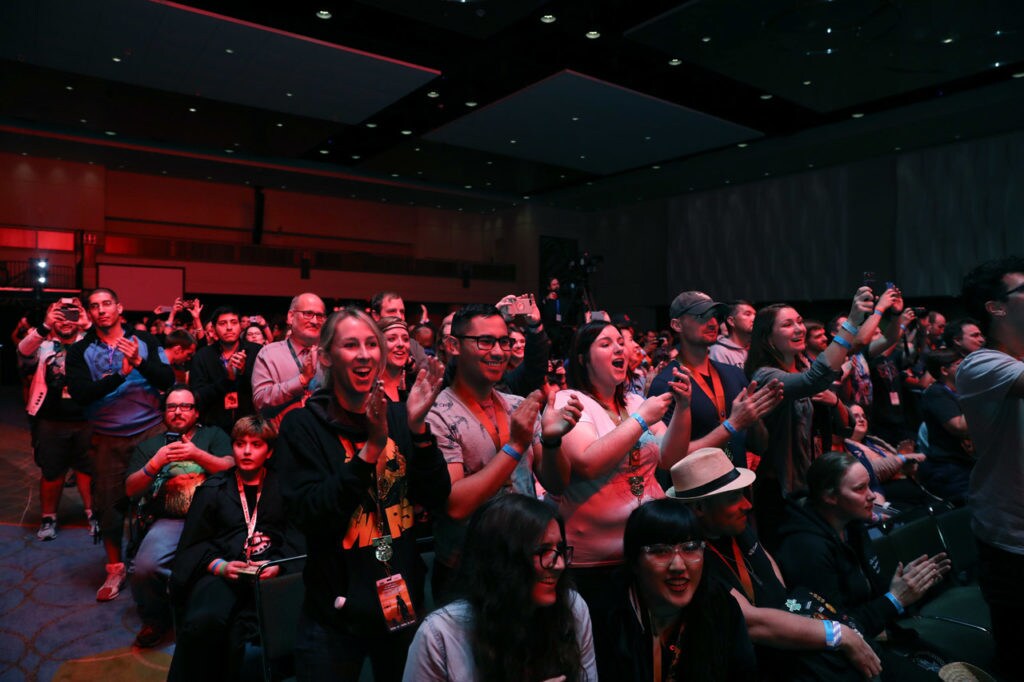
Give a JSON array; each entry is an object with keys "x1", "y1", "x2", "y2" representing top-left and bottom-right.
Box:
[
  {"x1": 538, "y1": 320, "x2": 692, "y2": 619},
  {"x1": 594, "y1": 499, "x2": 756, "y2": 681},
  {"x1": 277, "y1": 308, "x2": 450, "y2": 681},
  {"x1": 403, "y1": 494, "x2": 596, "y2": 682}
]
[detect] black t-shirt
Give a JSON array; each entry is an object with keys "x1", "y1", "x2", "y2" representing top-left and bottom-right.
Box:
[
  {"x1": 921, "y1": 384, "x2": 971, "y2": 462},
  {"x1": 703, "y1": 526, "x2": 787, "y2": 608},
  {"x1": 868, "y1": 354, "x2": 905, "y2": 426},
  {"x1": 37, "y1": 342, "x2": 86, "y2": 421}
]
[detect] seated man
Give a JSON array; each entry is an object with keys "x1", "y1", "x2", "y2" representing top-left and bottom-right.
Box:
[
  {"x1": 168, "y1": 416, "x2": 301, "y2": 682},
  {"x1": 667, "y1": 448, "x2": 881, "y2": 681},
  {"x1": 124, "y1": 385, "x2": 233, "y2": 647}
]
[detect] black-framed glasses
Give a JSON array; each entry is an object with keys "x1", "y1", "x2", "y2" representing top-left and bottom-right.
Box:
[
  {"x1": 166, "y1": 403, "x2": 196, "y2": 412},
  {"x1": 1002, "y1": 282, "x2": 1024, "y2": 298},
  {"x1": 535, "y1": 544, "x2": 573, "y2": 569},
  {"x1": 641, "y1": 541, "x2": 705, "y2": 565},
  {"x1": 455, "y1": 334, "x2": 514, "y2": 351},
  {"x1": 293, "y1": 310, "x2": 326, "y2": 322}
]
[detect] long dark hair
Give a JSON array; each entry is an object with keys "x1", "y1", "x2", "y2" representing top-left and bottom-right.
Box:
[
  {"x1": 454, "y1": 494, "x2": 583, "y2": 682},
  {"x1": 567, "y1": 321, "x2": 626, "y2": 410},
  {"x1": 807, "y1": 451, "x2": 861, "y2": 507},
  {"x1": 624, "y1": 500, "x2": 734, "y2": 680},
  {"x1": 744, "y1": 303, "x2": 807, "y2": 378}
]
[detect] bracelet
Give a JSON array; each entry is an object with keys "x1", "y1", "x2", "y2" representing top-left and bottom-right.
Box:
[
  {"x1": 884, "y1": 591, "x2": 905, "y2": 615},
  {"x1": 142, "y1": 464, "x2": 157, "y2": 479},
  {"x1": 873, "y1": 309, "x2": 884, "y2": 317},
  {"x1": 722, "y1": 419, "x2": 738, "y2": 435},
  {"x1": 410, "y1": 425, "x2": 433, "y2": 444},
  {"x1": 897, "y1": 454, "x2": 907, "y2": 464},
  {"x1": 900, "y1": 324, "x2": 907, "y2": 332},
  {"x1": 840, "y1": 319, "x2": 859, "y2": 335},
  {"x1": 210, "y1": 559, "x2": 227, "y2": 576},
  {"x1": 540, "y1": 435, "x2": 562, "y2": 448},
  {"x1": 823, "y1": 620, "x2": 841, "y2": 649},
  {"x1": 833, "y1": 336, "x2": 853, "y2": 351},
  {"x1": 501, "y1": 443, "x2": 523, "y2": 463},
  {"x1": 630, "y1": 413, "x2": 650, "y2": 433}
]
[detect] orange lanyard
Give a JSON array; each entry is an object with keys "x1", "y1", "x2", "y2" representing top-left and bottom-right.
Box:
[
  {"x1": 707, "y1": 537, "x2": 755, "y2": 603},
  {"x1": 685, "y1": 361, "x2": 727, "y2": 421},
  {"x1": 453, "y1": 386, "x2": 511, "y2": 451}
]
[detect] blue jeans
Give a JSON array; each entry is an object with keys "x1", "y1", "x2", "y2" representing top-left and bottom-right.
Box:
[
  {"x1": 294, "y1": 610, "x2": 415, "y2": 682},
  {"x1": 131, "y1": 518, "x2": 184, "y2": 626}
]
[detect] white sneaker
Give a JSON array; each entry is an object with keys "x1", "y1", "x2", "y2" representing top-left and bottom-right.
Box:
[
  {"x1": 96, "y1": 562, "x2": 126, "y2": 602},
  {"x1": 36, "y1": 518, "x2": 57, "y2": 541}
]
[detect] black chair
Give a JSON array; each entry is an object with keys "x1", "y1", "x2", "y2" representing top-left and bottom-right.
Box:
[{"x1": 254, "y1": 555, "x2": 307, "y2": 682}]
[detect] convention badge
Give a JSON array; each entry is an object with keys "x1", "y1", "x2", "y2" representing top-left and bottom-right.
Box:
[
  {"x1": 628, "y1": 475, "x2": 645, "y2": 498},
  {"x1": 376, "y1": 573, "x2": 417, "y2": 632},
  {"x1": 224, "y1": 391, "x2": 239, "y2": 410},
  {"x1": 889, "y1": 391, "x2": 900, "y2": 406},
  {"x1": 555, "y1": 313, "x2": 561, "y2": 322},
  {"x1": 373, "y1": 534, "x2": 394, "y2": 563}
]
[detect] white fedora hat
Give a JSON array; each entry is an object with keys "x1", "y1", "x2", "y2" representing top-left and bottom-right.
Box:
[{"x1": 666, "y1": 447, "x2": 756, "y2": 501}]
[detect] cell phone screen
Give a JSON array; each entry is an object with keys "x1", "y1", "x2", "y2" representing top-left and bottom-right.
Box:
[{"x1": 164, "y1": 432, "x2": 181, "y2": 445}]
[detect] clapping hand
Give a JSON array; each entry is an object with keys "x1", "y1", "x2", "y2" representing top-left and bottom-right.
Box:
[
  {"x1": 406, "y1": 357, "x2": 445, "y2": 434},
  {"x1": 542, "y1": 391, "x2": 582, "y2": 441}
]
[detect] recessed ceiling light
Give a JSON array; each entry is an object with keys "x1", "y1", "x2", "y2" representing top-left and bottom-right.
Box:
[
  {"x1": 286, "y1": 92, "x2": 293, "y2": 97},
  {"x1": 391, "y1": 173, "x2": 399, "y2": 178},
  {"x1": 807, "y1": 163, "x2": 815, "y2": 168},
  {"x1": 668, "y1": 58, "x2": 682, "y2": 66},
  {"x1": 540, "y1": 14, "x2": 556, "y2": 24},
  {"x1": 104, "y1": 130, "x2": 117, "y2": 136},
  {"x1": 319, "y1": 149, "x2": 329, "y2": 154},
  {"x1": 701, "y1": 36, "x2": 712, "y2": 43},
  {"x1": 366, "y1": 122, "x2": 377, "y2": 128},
  {"x1": 851, "y1": 112, "x2": 865, "y2": 118},
  {"x1": 509, "y1": 139, "x2": 517, "y2": 144},
  {"x1": 414, "y1": 147, "x2": 421, "y2": 152},
  {"x1": 760, "y1": 94, "x2": 773, "y2": 100},
  {"x1": 802, "y1": 80, "x2": 812, "y2": 86},
  {"x1": 826, "y1": 27, "x2": 832, "y2": 34},
  {"x1": 993, "y1": 62, "x2": 1002, "y2": 68},
  {"x1": 79, "y1": 118, "x2": 87, "y2": 123},
  {"x1": 20, "y1": 152, "x2": 28, "y2": 156},
  {"x1": 161, "y1": 170, "x2": 167, "y2": 175},
  {"x1": 486, "y1": 160, "x2": 493, "y2": 165},
  {"x1": 652, "y1": 165, "x2": 661, "y2": 170},
  {"x1": 400, "y1": 130, "x2": 412, "y2": 135},
  {"x1": 225, "y1": 48, "x2": 234, "y2": 54},
  {"x1": 351, "y1": 155, "x2": 360, "y2": 160},
  {"x1": 112, "y1": 57, "x2": 122, "y2": 63},
  {"x1": 465, "y1": 101, "x2": 478, "y2": 107},
  {"x1": 188, "y1": 107, "x2": 197, "y2": 113},
  {"x1": 464, "y1": 184, "x2": 472, "y2": 189},
  {"x1": 994, "y1": 29, "x2": 1003, "y2": 37},
  {"x1": 763, "y1": 171, "x2": 771, "y2": 176},
  {"x1": 737, "y1": 143, "x2": 748, "y2": 148},
  {"x1": 276, "y1": 122, "x2": 284, "y2": 127},
  {"x1": 1014, "y1": 72, "x2": 1024, "y2": 79},
  {"x1": 585, "y1": 31, "x2": 600, "y2": 39},
  {"x1": 579, "y1": 154, "x2": 586, "y2": 159},
  {"x1": 207, "y1": 176, "x2": 213, "y2": 180},
  {"x1": 65, "y1": 85, "x2": 74, "y2": 91},
  {"x1": 724, "y1": 180, "x2": 731, "y2": 184},
  {"x1": 316, "y1": 10, "x2": 332, "y2": 19},
  {"x1": 894, "y1": 146, "x2": 902, "y2": 151},
  {"x1": 427, "y1": 90, "x2": 440, "y2": 98},
  {"x1": 224, "y1": 149, "x2": 234, "y2": 153},
  {"x1": 941, "y1": 37, "x2": 954, "y2": 44},
  {"x1": 571, "y1": 116, "x2": 579, "y2": 121},
  {"x1": 523, "y1": 195, "x2": 531, "y2": 200}
]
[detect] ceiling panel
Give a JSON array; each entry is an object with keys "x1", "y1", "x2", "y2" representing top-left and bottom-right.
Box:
[{"x1": 425, "y1": 70, "x2": 761, "y2": 175}]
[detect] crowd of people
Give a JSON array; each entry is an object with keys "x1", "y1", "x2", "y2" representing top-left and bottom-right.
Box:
[{"x1": 12, "y1": 255, "x2": 1023, "y2": 681}]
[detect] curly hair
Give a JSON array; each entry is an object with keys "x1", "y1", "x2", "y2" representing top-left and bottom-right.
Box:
[
  {"x1": 453, "y1": 494, "x2": 583, "y2": 682},
  {"x1": 961, "y1": 256, "x2": 1024, "y2": 332},
  {"x1": 566, "y1": 321, "x2": 626, "y2": 410}
]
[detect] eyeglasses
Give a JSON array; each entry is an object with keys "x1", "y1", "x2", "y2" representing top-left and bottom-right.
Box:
[
  {"x1": 293, "y1": 310, "x2": 326, "y2": 322},
  {"x1": 535, "y1": 544, "x2": 574, "y2": 569},
  {"x1": 455, "y1": 334, "x2": 514, "y2": 351},
  {"x1": 1003, "y1": 282, "x2": 1024, "y2": 298},
  {"x1": 166, "y1": 403, "x2": 196, "y2": 412},
  {"x1": 641, "y1": 541, "x2": 705, "y2": 565}
]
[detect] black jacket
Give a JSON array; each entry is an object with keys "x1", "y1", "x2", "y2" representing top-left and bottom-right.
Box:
[
  {"x1": 775, "y1": 501, "x2": 899, "y2": 637},
  {"x1": 170, "y1": 468, "x2": 303, "y2": 596},
  {"x1": 276, "y1": 389, "x2": 450, "y2": 635},
  {"x1": 189, "y1": 340, "x2": 262, "y2": 432}
]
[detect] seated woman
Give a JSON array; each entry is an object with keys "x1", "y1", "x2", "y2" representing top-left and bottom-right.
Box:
[
  {"x1": 776, "y1": 453, "x2": 950, "y2": 642},
  {"x1": 844, "y1": 404, "x2": 930, "y2": 511},
  {"x1": 593, "y1": 498, "x2": 756, "y2": 681},
  {"x1": 540, "y1": 321, "x2": 692, "y2": 618},
  {"x1": 403, "y1": 494, "x2": 596, "y2": 681},
  {"x1": 168, "y1": 416, "x2": 302, "y2": 682}
]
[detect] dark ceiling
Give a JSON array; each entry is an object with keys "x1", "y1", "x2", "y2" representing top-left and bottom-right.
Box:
[{"x1": 1, "y1": 0, "x2": 1023, "y2": 213}]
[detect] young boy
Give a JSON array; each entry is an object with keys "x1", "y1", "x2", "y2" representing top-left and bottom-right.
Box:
[{"x1": 168, "y1": 416, "x2": 302, "y2": 680}]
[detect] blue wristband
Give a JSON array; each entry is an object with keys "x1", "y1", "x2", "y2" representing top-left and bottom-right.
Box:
[
  {"x1": 833, "y1": 336, "x2": 853, "y2": 351},
  {"x1": 884, "y1": 591, "x2": 905, "y2": 615},
  {"x1": 722, "y1": 419, "x2": 738, "y2": 435},
  {"x1": 501, "y1": 443, "x2": 523, "y2": 463},
  {"x1": 897, "y1": 454, "x2": 907, "y2": 464},
  {"x1": 840, "y1": 319, "x2": 859, "y2": 335},
  {"x1": 873, "y1": 309, "x2": 884, "y2": 317},
  {"x1": 630, "y1": 413, "x2": 650, "y2": 433}
]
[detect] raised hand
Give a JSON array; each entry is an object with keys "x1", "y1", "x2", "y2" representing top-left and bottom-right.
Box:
[
  {"x1": 636, "y1": 392, "x2": 674, "y2": 427},
  {"x1": 542, "y1": 390, "x2": 582, "y2": 441},
  {"x1": 848, "y1": 286, "x2": 875, "y2": 326},
  {"x1": 406, "y1": 357, "x2": 445, "y2": 433},
  {"x1": 510, "y1": 390, "x2": 544, "y2": 451},
  {"x1": 364, "y1": 379, "x2": 389, "y2": 455},
  {"x1": 667, "y1": 366, "x2": 692, "y2": 409},
  {"x1": 729, "y1": 379, "x2": 784, "y2": 429},
  {"x1": 889, "y1": 553, "x2": 952, "y2": 607}
]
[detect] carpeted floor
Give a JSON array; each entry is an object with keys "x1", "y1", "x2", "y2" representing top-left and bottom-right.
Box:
[{"x1": 0, "y1": 387, "x2": 173, "y2": 682}]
